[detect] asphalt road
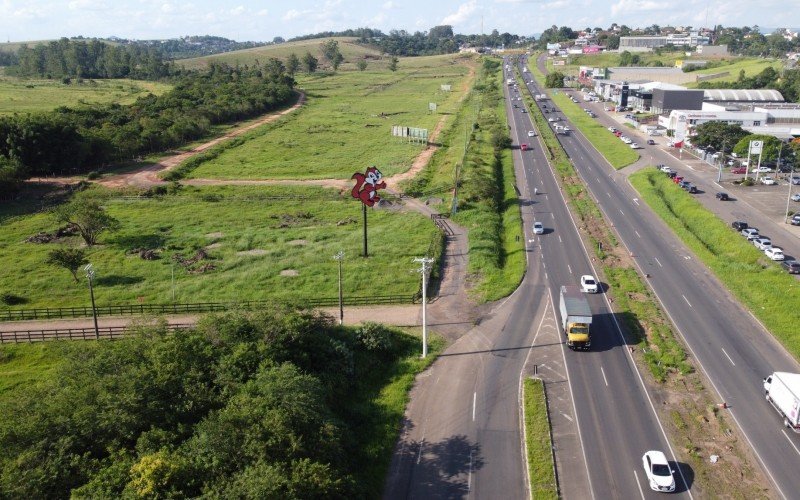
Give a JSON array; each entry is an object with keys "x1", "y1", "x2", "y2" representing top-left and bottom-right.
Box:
[
  {"x1": 510, "y1": 59, "x2": 693, "y2": 499},
  {"x1": 532, "y1": 54, "x2": 800, "y2": 498}
]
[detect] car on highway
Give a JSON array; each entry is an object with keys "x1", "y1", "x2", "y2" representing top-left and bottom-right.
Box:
[
  {"x1": 791, "y1": 193, "x2": 800, "y2": 202},
  {"x1": 731, "y1": 220, "x2": 748, "y2": 231},
  {"x1": 716, "y1": 192, "x2": 730, "y2": 201},
  {"x1": 753, "y1": 166, "x2": 774, "y2": 173},
  {"x1": 731, "y1": 166, "x2": 747, "y2": 174},
  {"x1": 580, "y1": 274, "x2": 599, "y2": 293},
  {"x1": 647, "y1": 139, "x2": 656, "y2": 145},
  {"x1": 630, "y1": 143, "x2": 642, "y2": 149},
  {"x1": 782, "y1": 260, "x2": 800, "y2": 274},
  {"x1": 621, "y1": 137, "x2": 632, "y2": 144},
  {"x1": 741, "y1": 228, "x2": 759, "y2": 239},
  {"x1": 765, "y1": 247, "x2": 785, "y2": 261},
  {"x1": 521, "y1": 144, "x2": 529, "y2": 151},
  {"x1": 761, "y1": 176, "x2": 777, "y2": 185},
  {"x1": 521, "y1": 109, "x2": 527, "y2": 113},
  {"x1": 753, "y1": 237, "x2": 772, "y2": 250},
  {"x1": 532, "y1": 221, "x2": 544, "y2": 234},
  {"x1": 527, "y1": 130, "x2": 537, "y2": 137},
  {"x1": 642, "y1": 450, "x2": 676, "y2": 493},
  {"x1": 686, "y1": 184, "x2": 698, "y2": 194},
  {"x1": 548, "y1": 117, "x2": 558, "y2": 122}
]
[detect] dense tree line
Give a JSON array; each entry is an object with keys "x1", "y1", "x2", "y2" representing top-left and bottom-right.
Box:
[
  {"x1": 697, "y1": 66, "x2": 800, "y2": 103},
  {"x1": 0, "y1": 51, "x2": 17, "y2": 66},
  {"x1": 714, "y1": 26, "x2": 800, "y2": 57},
  {"x1": 141, "y1": 35, "x2": 269, "y2": 60},
  {"x1": 0, "y1": 61, "x2": 295, "y2": 181},
  {"x1": 6, "y1": 38, "x2": 173, "y2": 79},
  {"x1": 0, "y1": 309, "x2": 414, "y2": 497}
]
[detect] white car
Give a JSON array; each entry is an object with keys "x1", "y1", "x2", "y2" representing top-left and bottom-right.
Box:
[
  {"x1": 792, "y1": 193, "x2": 800, "y2": 202},
  {"x1": 548, "y1": 117, "x2": 559, "y2": 122},
  {"x1": 630, "y1": 143, "x2": 642, "y2": 149},
  {"x1": 621, "y1": 137, "x2": 632, "y2": 144},
  {"x1": 642, "y1": 450, "x2": 676, "y2": 493},
  {"x1": 580, "y1": 275, "x2": 599, "y2": 293},
  {"x1": 527, "y1": 130, "x2": 536, "y2": 137},
  {"x1": 532, "y1": 221, "x2": 544, "y2": 235},
  {"x1": 753, "y1": 166, "x2": 773, "y2": 173},
  {"x1": 760, "y1": 176, "x2": 777, "y2": 185},
  {"x1": 753, "y1": 237, "x2": 772, "y2": 251},
  {"x1": 765, "y1": 247, "x2": 785, "y2": 261}
]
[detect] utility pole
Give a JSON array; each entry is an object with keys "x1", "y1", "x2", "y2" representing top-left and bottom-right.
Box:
[
  {"x1": 84, "y1": 263, "x2": 99, "y2": 340},
  {"x1": 333, "y1": 251, "x2": 344, "y2": 325},
  {"x1": 413, "y1": 257, "x2": 434, "y2": 358}
]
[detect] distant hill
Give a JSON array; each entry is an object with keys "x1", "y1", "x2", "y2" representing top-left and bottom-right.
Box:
[{"x1": 176, "y1": 37, "x2": 385, "y2": 71}]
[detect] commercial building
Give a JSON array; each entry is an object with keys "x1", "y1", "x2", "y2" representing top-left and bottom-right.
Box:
[{"x1": 619, "y1": 33, "x2": 710, "y2": 51}]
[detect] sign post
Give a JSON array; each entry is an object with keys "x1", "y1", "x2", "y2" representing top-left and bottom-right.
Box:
[{"x1": 351, "y1": 167, "x2": 387, "y2": 257}]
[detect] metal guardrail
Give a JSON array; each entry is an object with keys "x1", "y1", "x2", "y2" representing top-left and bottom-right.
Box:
[
  {"x1": 0, "y1": 324, "x2": 193, "y2": 343},
  {"x1": 0, "y1": 294, "x2": 416, "y2": 322}
]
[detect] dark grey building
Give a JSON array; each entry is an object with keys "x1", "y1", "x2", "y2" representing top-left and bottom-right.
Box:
[{"x1": 650, "y1": 89, "x2": 704, "y2": 115}]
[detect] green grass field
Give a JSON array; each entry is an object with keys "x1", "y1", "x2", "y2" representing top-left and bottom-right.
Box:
[
  {"x1": 177, "y1": 37, "x2": 384, "y2": 71},
  {"x1": 684, "y1": 58, "x2": 783, "y2": 87},
  {"x1": 523, "y1": 378, "x2": 558, "y2": 500},
  {"x1": 185, "y1": 54, "x2": 474, "y2": 180},
  {"x1": 630, "y1": 169, "x2": 800, "y2": 360},
  {"x1": 0, "y1": 185, "x2": 438, "y2": 309},
  {"x1": 0, "y1": 76, "x2": 172, "y2": 115}
]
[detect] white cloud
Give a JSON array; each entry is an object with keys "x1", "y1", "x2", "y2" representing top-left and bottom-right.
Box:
[
  {"x1": 383, "y1": 1, "x2": 395, "y2": 8},
  {"x1": 283, "y1": 8, "x2": 302, "y2": 21},
  {"x1": 441, "y1": 0, "x2": 478, "y2": 26},
  {"x1": 161, "y1": 3, "x2": 174, "y2": 14},
  {"x1": 366, "y1": 12, "x2": 387, "y2": 25},
  {"x1": 257, "y1": 8, "x2": 268, "y2": 16},
  {"x1": 230, "y1": 5, "x2": 245, "y2": 16},
  {"x1": 611, "y1": 0, "x2": 666, "y2": 17}
]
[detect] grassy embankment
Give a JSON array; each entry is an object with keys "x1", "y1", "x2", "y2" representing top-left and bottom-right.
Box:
[
  {"x1": 525, "y1": 56, "x2": 768, "y2": 496},
  {"x1": 522, "y1": 378, "x2": 558, "y2": 500},
  {"x1": 404, "y1": 57, "x2": 525, "y2": 302},
  {"x1": 0, "y1": 185, "x2": 438, "y2": 309},
  {"x1": 0, "y1": 77, "x2": 172, "y2": 116},
  {"x1": 168, "y1": 54, "x2": 473, "y2": 181},
  {"x1": 630, "y1": 169, "x2": 800, "y2": 358}
]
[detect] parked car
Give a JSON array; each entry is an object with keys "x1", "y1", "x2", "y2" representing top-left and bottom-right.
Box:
[
  {"x1": 753, "y1": 237, "x2": 772, "y2": 250},
  {"x1": 791, "y1": 193, "x2": 800, "y2": 202},
  {"x1": 630, "y1": 143, "x2": 642, "y2": 149},
  {"x1": 781, "y1": 260, "x2": 800, "y2": 274},
  {"x1": 791, "y1": 176, "x2": 800, "y2": 185},
  {"x1": 533, "y1": 221, "x2": 544, "y2": 234},
  {"x1": 731, "y1": 166, "x2": 747, "y2": 174},
  {"x1": 716, "y1": 192, "x2": 730, "y2": 201},
  {"x1": 621, "y1": 137, "x2": 632, "y2": 144},
  {"x1": 761, "y1": 176, "x2": 777, "y2": 185},
  {"x1": 765, "y1": 247, "x2": 785, "y2": 261},
  {"x1": 608, "y1": 126, "x2": 618, "y2": 133},
  {"x1": 731, "y1": 220, "x2": 748, "y2": 231},
  {"x1": 673, "y1": 175, "x2": 684, "y2": 184},
  {"x1": 642, "y1": 451, "x2": 676, "y2": 493},
  {"x1": 614, "y1": 130, "x2": 623, "y2": 137},
  {"x1": 741, "y1": 228, "x2": 759, "y2": 239},
  {"x1": 753, "y1": 166, "x2": 774, "y2": 173},
  {"x1": 791, "y1": 214, "x2": 800, "y2": 226},
  {"x1": 647, "y1": 139, "x2": 656, "y2": 145},
  {"x1": 580, "y1": 274, "x2": 599, "y2": 293},
  {"x1": 548, "y1": 117, "x2": 558, "y2": 122},
  {"x1": 678, "y1": 180, "x2": 691, "y2": 189}
]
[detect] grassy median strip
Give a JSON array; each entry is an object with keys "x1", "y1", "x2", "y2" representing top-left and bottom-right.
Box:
[
  {"x1": 523, "y1": 378, "x2": 558, "y2": 500},
  {"x1": 630, "y1": 169, "x2": 800, "y2": 358}
]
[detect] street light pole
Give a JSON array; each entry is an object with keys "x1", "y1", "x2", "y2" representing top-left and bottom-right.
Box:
[
  {"x1": 333, "y1": 251, "x2": 344, "y2": 325},
  {"x1": 413, "y1": 257, "x2": 434, "y2": 358},
  {"x1": 84, "y1": 264, "x2": 99, "y2": 340}
]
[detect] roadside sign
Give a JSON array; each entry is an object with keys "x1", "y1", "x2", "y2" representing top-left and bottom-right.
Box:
[{"x1": 749, "y1": 140, "x2": 763, "y2": 154}]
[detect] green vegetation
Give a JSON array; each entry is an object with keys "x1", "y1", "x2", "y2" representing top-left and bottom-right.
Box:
[
  {"x1": 0, "y1": 184, "x2": 437, "y2": 309},
  {"x1": 523, "y1": 378, "x2": 558, "y2": 500},
  {"x1": 0, "y1": 77, "x2": 172, "y2": 116},
  {"x1": 630, "y1": 169, "x2": 800, "y2": 360},
  {"x1": 686, "y1": 58, "x2": 783, "y2": 87},
  {"x1": 549, "y1": 92, "x2": 639, "y2": 169},
  {"x1": 184, "y1": 54, "x2": 472, "y2": 180},
  {"x1": 0, "y1": 309, "x2": 443, "y2": 497}
]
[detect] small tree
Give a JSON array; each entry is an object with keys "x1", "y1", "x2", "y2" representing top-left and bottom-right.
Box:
[
  {"x1": 301, "y1": 52, "x2": 318, "y2": 73},
  {"x1": 54, "y1": 194, "x2": 121, "y2": 246},
  {"x1": 388, "y1": 56, "x2": 398, "y2": 72},
  {"x1": 46, "y1": 247, "x2": 88, "y2": 282},
  {"x1": 286, "y1": 53, "x2": 300, "y2": 76},
  {"x1": 320, "y1": 40, "x2": 344, "y2": 71},
  {"x1": 356, "y1": 60, "x2": 368, "y2": 71},
  {"x1": 545, "y1": 71, "x2": 565, "y2": 88}
]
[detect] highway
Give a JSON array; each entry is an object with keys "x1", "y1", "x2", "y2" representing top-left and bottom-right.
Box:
[{"x1": 529, "y1": 54, "x2": 800, "y2": 498}]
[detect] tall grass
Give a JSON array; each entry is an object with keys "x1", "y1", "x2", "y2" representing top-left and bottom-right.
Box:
[
  {"x1": 631, "y1": 169, "x2": 800, "y2": 359},
  {"x1": 523, "y1": 378, "x2": 558, "y2": 500}
]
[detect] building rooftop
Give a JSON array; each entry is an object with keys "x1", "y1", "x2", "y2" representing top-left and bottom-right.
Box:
[{"x1": 702, "y1": 89, "x2": 784, "y2": 102}]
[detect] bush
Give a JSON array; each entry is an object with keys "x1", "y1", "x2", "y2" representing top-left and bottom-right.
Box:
[
  {"x1": 0, "y1": 293, "x2": 27, "y2": 306},
  {"x1": 86, "y1": 171, "x2": 101, "y2": 180}
]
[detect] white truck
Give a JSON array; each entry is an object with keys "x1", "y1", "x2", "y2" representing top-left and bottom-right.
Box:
[
  {"x1": 559, "y1": 285, "x2": 592, "y2": 350},
  {"x1": 763, "y1": 372, "x2": 800, "y2": 432}
]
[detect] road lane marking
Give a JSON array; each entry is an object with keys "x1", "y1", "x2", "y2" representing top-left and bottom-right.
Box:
[
  {"x1": 619, "y1": 209, "x2": 625, "y2": 216},
  {"x1": 416, "y1": 439, "x2": 425, "y2": 464},
  {"x1": 558, "y1": 235, "x2": 562, "y2": 243},
  {"x1": 654, "y1": 257, "x2": 662, "y2": 267},
  {"x1": 600, "y1": 367, "x2": 609, "y2": 387},
  {"x1": 472, "y1": 392, "x2": 477, "y2": 421},
  {"x1": 606, "y1": 192, "x2": 611, "y2": 198},
  {"x1": 561, "y1": 412, "x2": 573, "y2": 422},
  {"x1": 633, "y1": 470, "x2": 646, "y2": 500},
  {"x1": 782, "y1": 430, "x2": 800, "y2": 457},
  {"x1": 682, "y1": 295, "x2": 692, "y2": 307},
  {"x1": 468, "y1": 449, "x2": 474, "y2": 491},
  {"x1": 721, "y1": 348, "x2": 736, "y2": 366},
  {"x1": 567, "y1": 264, "x2": 572, "y2": 275},
  {"x1": 597, "y1": 177, "x2": 602, "y2": 183},
  {"x1": 633, "y1": 198, "x2": 640, "y2": 206},
  {"x1": 635, "y1": 230, "x2": 641, "y2": 238}
]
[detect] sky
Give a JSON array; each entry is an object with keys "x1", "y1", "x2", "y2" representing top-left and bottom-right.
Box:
[{"x1": 0, "y1": 0, "x2": 797, "y2": 43}]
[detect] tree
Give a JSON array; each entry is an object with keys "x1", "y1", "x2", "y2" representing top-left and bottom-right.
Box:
[
  {"x1": 388, "y1": 56, "x2": 398, "y2": 72},
  {"x1": 53, "y1": 194, "x2": 121, "y2": 246},
  {"x1": 286, "y1": 53, "x2": 300, "y2": 75},
  {"x1": 692, "y1": 122, "x2": 749, "y2": 153},
  {"x1": 301, "y1": 52, "x2": 318, "y2": 73},
  {"x1": 272, "y1": 36, "x2": 285, "y2": 44},
  {"x1": 356, "y1": 59, "x2": 367, "y2": 71},
  {"x1": 545, "y1": 71, "x2": 565, "y2": 88},
  {"x1": 320, "y1": 40, "x2": 344, "y2": 71},
  {"x1": 45, "y1": 247, "x2": 88, "y2": 282}
]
